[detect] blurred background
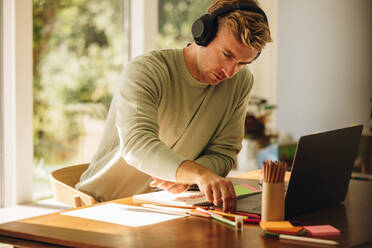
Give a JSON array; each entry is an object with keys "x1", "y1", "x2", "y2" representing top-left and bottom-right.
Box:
[{"x1": 5, "y1": 0, "x2": 372, "y2": 203}]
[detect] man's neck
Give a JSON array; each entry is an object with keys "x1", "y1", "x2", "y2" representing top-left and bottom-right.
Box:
[{"x1": 183, "y1": 43, "x2": 202, "y2": 82}]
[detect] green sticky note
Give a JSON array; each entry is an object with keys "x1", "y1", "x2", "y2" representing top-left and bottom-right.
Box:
[{"x1": 234, "y1": 184, "x2": 255, "y2": 197}]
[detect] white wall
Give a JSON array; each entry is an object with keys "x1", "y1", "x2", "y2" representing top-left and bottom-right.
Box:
[
  {"x1": 130, "y1": 0, "x2": 158, "y2": 58},
  {"x1": 249, "y1": 0, "x2": 278, "y2": 131},
  {"x1": 1, "y1": 0, "x2": 33, "y2": 206},
  {"x1": 0, "y1": 0, "x2": 3, "y2": 207},
  {"x1": 277, "y1": 0, "x2": 372, "y2": 139}
]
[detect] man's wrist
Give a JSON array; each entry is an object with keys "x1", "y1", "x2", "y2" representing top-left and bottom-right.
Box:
[{"x1": 176, "y1": 160, "x2": 209, "y2": 184}]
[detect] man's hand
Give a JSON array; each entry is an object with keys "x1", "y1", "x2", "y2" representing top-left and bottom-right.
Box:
[
  {"x1": 150, "y1": 177, "x2": 190, "y2": 194},
  {"x1": 176, "y1": 160, "x2": 236, "y2": 213},
  {"x1": 197, "y1": 171, "x2": 236, "y2": 213}
]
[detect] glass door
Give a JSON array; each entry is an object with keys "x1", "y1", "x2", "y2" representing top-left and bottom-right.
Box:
[
  {"x1": 157, "y1": 0, "x2": 211, "y2": 49},
  {"x1": 32, "y1": 0, "x2": 129, "y2": 200},
  {"x1": 0, "y1": 0, "x2": 3, "y2": 208}
]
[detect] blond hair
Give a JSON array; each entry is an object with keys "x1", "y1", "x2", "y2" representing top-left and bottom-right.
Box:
[{"x1": 207, "y1": 0, "x2": 272, "y2": 51}]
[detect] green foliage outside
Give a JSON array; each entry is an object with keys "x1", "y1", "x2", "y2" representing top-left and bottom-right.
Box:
[
  {"x1": 33, "y1": 0, "x2": 212, "y2": 168},
  {"x1": 33, "y1": 0, "x2": 126, "y2": 165},
  {"x1": 32, "y1": 0, "x2": 214, "y2": 199},
  {"x1": 157, "y1": 0, "x2": 211, "y2": 49}
]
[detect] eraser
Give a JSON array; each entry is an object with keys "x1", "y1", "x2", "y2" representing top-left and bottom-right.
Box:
[
  {"x1": 304, "y1": 225, "x2": 340, "y2": 237},
  {"x1": 235, "y1": 216, "x2": 244, "y2": 232},
  {"x1": 260, "y1": 221, "x2": 303, "y2": 235},
  {"x1": 260, "y1": 221, "x2": 293, "y2": 230}
]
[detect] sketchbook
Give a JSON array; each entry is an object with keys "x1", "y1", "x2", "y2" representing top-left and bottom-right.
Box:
[{"x1": 133, "y1": 183, "x2": 260, "y2": 207}]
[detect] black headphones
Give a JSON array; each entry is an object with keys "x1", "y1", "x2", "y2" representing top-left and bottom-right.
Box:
[{"x1": 191, "y1": 2, "x2": 268, "y2": 47}]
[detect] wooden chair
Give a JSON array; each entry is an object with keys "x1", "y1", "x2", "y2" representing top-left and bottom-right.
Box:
[{"x1": 50, "y1": 163, "x2": 96, "y2": 208}]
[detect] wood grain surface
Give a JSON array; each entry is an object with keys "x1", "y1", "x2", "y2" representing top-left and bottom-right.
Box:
[{"x1": 0, "y1": 172, "x2": 371, "y2": 248}]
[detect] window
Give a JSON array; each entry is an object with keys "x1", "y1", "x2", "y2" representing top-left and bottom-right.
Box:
[
  {"x1": 157, "y1": 0, "x2": 210, "y2": 49},
  {"x1": 1, "y1": 0, "x2": 276, "y2": 207},
  {"x1": 33, "y1": 0, "x2": 214, "y2": 200},
  {"x1": 0, "y1": 0, "x2": 3, "y2": 207},
  {"x1": 33, "y1": 0, "x2": 129, "y2": 200}
]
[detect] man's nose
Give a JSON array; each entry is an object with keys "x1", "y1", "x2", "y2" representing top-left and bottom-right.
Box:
[{"x1": 222, "y1": 61, "x2": 237, "y2": 78}]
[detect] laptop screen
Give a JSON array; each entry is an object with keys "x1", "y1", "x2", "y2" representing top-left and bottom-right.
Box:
[{"x1": 285, "y1": 125, "x2": 363, "y2": 218}]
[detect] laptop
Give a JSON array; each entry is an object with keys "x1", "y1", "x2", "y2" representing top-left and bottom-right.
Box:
[{"x1": 235, "y1": 125, "x2": 363, "y2": 219}]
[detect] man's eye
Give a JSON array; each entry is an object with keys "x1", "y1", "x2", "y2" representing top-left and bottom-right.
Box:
[{"x1": 223, "y1": 52, "x2": 231, "y2": 58}]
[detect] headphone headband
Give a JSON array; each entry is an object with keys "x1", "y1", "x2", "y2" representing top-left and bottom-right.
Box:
[
  {"x1": 192, "y1": 2, "x2": 268, "y2": 47},
  {"x1": 211, "y1": 2, "x2": 267, "y2": 23}
]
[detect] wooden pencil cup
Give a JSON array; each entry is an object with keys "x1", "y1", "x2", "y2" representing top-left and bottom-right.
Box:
[{"x1": 261, "y1": 182, "x2": 285, "y2": 222}]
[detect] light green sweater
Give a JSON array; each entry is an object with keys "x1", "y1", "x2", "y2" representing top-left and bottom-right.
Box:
[{"x1": 76, "y1": 48, "x2": 253, "y2": 201}]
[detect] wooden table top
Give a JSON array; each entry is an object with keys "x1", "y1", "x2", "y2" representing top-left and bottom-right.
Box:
[{"x1": 0, "y1": 171, "x2": 371, "y2": 248}]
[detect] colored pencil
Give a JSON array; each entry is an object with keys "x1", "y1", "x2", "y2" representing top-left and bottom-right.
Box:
[
  {"x1": 190, "y1": 209, "x2": 211, "y2": 218},
  {"x1": 262, "y1": 160, "x2": 287, "y2": 183},
  {"x1": 207, "y1": 210, "x2": 248, "y2": 220},
  {"x1": 211, "y1": 214, "x2": 236, "y2": 227},
  {"x1": 142, "y1": 204, "x2": 190, "y2": 214},
  {"x1": 265, "y1": 231, "x2": 339, "y2": 246},
  {"x1": 226, "y1": 217, "x2": 260, "y2": 224},
  {"x1": 139, "y1": 204, "x2": 188, "y2": 216},
  {"x1": 243, "y1": 218, "x2": 260, "y2": 224},
  {"x1": 144, "y1": 203, "x2": 208, "y2": 210},
  {"x1": 211, "y1": 209, "x2": 261, "y2": 219},
  {"x1": 195, "y1": 207, "x2": 216, "y2": 216},
  {"x1": 142, "y1": 204, "x2": 210, "y2": 218},
  {"x1": 234, "y1": 211, "x2": 261, "y2": 219}
]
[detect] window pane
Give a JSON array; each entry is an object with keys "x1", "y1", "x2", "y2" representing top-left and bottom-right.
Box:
[
  {"x1": 0, "y1": 0, "x2": 3, "y2": 207},
  {"x1": 158, "y1": 0, "x2": 211, "y2": 48},
  {"x1": 33, "y1": 0, "x2": 128, "y2": 200}
]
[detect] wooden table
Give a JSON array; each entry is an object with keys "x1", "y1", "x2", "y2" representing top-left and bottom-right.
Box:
[{"x1": 0, "y1": 171, "x2": 371, "y2": 248}]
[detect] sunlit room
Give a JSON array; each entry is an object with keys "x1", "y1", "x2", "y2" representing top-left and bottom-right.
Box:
[{"x1": 1, "y1": 0, "x2": 371, "y2": 247}]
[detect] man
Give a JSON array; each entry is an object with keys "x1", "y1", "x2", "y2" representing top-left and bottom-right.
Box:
[{"x1": 76, "y1": 0, "x2": 272, "y2": 212}]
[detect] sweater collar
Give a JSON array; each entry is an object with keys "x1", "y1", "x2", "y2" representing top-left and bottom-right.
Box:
[{"x1": 178, "y1": 48, "x2": 210, "y2": 89}]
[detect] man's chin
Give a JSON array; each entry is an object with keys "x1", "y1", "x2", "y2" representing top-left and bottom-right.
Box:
[
  {"x1": 202, "y1": 75, "x2": 223, "y2": 85},
  {"x1": 208, "y1": 79, "x2": 223, "y2": 85}
]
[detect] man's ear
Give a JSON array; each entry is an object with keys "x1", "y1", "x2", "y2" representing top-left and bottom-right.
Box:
[{"x1": 252, "y1": 51, "x2": 261, "y2": 61}]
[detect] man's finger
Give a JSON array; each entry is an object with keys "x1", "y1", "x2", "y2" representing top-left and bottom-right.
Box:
[
  {"x1": 175, "y1": 184, "x2": 190, "y2": 194},
  {"x1": 227, "y1": 182, "x2": 236, "y2": 212},
  {"x1": 219, "y1": 184, "x2": 230, "y2": 212},
  {"x1": 156, "y1": 181, "x2": 169, "y2": 189},
  {"x1": 160, "y1": 181, "x2": 174, "y2": 189},
  {"x1": 223, "y1": 199, "x2": 231, "y2": 213},
  {"x1": 220, "y1": 181, "x2": 236, "y2": 212},
  {"x1": 205, "y1": 185, "x2": 214, "y2": 203},
  {"x1": 150, "y1": 180, "x2": 158, "y2": 187},
  {"x1": 212, "y1": 184, "x2": 222, "y2": 207},
  {"x1": 150, "y1": 178, "x2": 165, "y2": 187},
  {"x1": 166, "y1": 183, "x2": 188, "y2": 194}
]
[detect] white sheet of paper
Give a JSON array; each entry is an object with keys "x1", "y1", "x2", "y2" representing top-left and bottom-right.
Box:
[{"x1": 61, "y1": 203, "x2": 186, "y2": 227}]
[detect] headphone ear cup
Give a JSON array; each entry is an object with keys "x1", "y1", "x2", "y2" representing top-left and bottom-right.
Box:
[{"x1": 192, "y1": 14, "x2": 215, "y2": 46}]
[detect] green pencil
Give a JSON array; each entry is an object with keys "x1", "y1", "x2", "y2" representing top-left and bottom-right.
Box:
[{"x1": 211, "y1": 214, "x2": 236, "y2": 227}]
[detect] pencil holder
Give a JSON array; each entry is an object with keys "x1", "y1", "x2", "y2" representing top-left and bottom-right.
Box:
[{"x1": 261, "y1": 181, "x2": 285, "y2": 222}]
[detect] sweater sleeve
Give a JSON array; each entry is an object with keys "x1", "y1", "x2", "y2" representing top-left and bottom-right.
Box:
[
  {"x1": 195, "y1": 69, "x2": 253, "y2": 177},
  {"x1": 115, "y1": 54, "x2": 186, "y2": 182}
]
